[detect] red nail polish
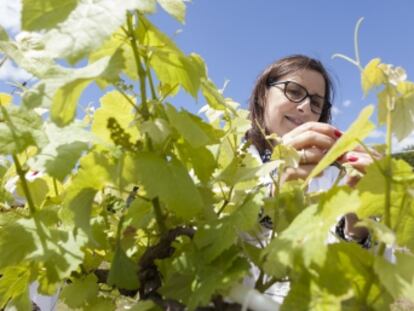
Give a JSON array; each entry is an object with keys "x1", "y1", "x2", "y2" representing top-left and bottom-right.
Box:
[
  {"x1": 347, "y1": 155, "x2": 358, "y2": 162},
  {"x1": 334, "y1": 130, "x2": 342, "y2": 138}
]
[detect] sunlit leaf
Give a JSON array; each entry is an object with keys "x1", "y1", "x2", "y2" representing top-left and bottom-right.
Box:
[
  {"x1": 138, "y1": 16, "x2": 205, "y2": 97},
  {"x1": 361, "y1": 58, "x2": 386, "y2": 96},
  {"x1": 374, "y1": 253, "x2": 414, "y2": 303},
  {"x1": 21, "y1": 0, "x2": 78, "y2": 31},
  {"x1": 0, "y1": 93, "x2": 12, "y2": 106},
  {"x1": 0, "y1": 265, "x2": 31, "y2": 309},
  {"x1": 0, "y1": 105, "x2": 47, "y2": 155},
  {"x1": 157, "y1": 0, "x2": 186, "y2": 23},
  {"x1": 39, "y1": 0, "x2": 154, "y2": 63},
  {"x1": 393, "y1": 81, "x2": 414, "y2": 141},
  {"x1": 92, "y1": 90, "x2": 138, "y2": 145},
  {"x1": 28, "y1": 121, "x2": 93, "y2": 181},
  {"x1": 51, "y1": 51, "x2": 124, "y2": 126}
]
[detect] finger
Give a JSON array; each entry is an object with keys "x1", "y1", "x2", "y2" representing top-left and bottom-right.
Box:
[
  {"x1": 283, "y1": 122, "x2": 342, "y2": 140},
  {"x1": 353, "y1": 145, "x2": 383, "y2": 160},
  {"x1": 283, "y1": 164, "x2": 316, "y2": 182},
  {"x1": 345, "y1": 174, "x2": 361, "y2": 188},
  {"x1": 300, "y1": 147, "x2": 326, "y2": 165},
  {"x1": 284, "y1": 130, "x2": 337, "y2": 150},
  {"x1": 341, "y1": 152, "x2": 374, "y2": 173}
]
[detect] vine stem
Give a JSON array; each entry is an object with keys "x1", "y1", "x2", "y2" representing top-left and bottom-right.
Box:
[
  {"x1": 12, "y1": 155, "x2": 36, "y2": 215},
  {"x1": 331, "y1": 17, "x2": 364, "y2": 72},
  {"x1": 363, "y1": 93, "x2": 394, "y2": 306},
  {"x1": 354, "y1": 17, "x2": 364, "y2": 70},
  {"x1": 126, "y1": 11, "x2": 149, "y2": 119},
  {"x1": 52, "y1": 178, "x2": 59, "y2": 197},
  {"x1": 152, "y1": 197, "x2": 166, "y2": 235},
  {"x1": 376, "y1": 94, "x2": 394, "y2": 258},
  {"x1": 145, "y1": 57, "x2": 157, "y2": 100},
  {"x1": 115, "y1": 214, "x2": 125, "y2": 246},
  {"x1": 113, "y1": 83, "x2": 139, "y2": 112},
  {"x1": 331, "y1": 53, "x2": 361, "y2": 69},
  {"x1": 384, "y1": 94, "x2": 393, "y2": 231},
  {"x1": 217, "y1": 186, "x2": 233, "y2": 216}
]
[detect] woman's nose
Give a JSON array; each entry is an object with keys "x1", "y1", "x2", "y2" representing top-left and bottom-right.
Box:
[{"x1": 296, "y1": 96, "x2": 312, "y2": 113}]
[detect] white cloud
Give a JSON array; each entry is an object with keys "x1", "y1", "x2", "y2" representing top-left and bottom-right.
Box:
[
  {"x1": 342, "y1": 99, "x2": 352, "y2": 107},
  {"x1": 393, "y1": 133, "x2": 414, "y2": 152},
  {"x1": 331, "y1": 106, "x2": 342, "y2": 116},
  {"x1": 0, "y1": 59, "x2": 31, "y2": 82},
  {"x1": 368, "y1": 129, "x2": 385, "y2": 139},
  {"x1": 0, "y1": 1, "x2": 22, "y2": 34}
]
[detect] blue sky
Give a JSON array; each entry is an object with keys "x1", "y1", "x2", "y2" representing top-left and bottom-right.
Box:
[
  {"x1": 148, "y1": 0, "x2": 414, "y2": 148},
  {"x1": 1, "y1": 1, "x2": 414, "y2": 149}
]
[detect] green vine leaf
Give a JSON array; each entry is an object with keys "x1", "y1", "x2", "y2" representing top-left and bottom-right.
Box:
[
  {"x1": 60, "y1": 274, "x2": 99, "y2": 309},
  {"x1": 0, "y1": 265, "x2": 31, "y2": 309},
  {"x1": 0, "y1": 105, "x2": 47, "y2": 155},
  {"x1": 0, "y1": 222, "x2": 36, "y2": 270},
  {"x1": 63, "y1": 149, "x2": 116, "y2": 232},
  {"x1": 108, "y1": 246, "x2": 139, "y2": 290},
  {"x1": 126, "y1": 152, "x2": 204, "y2": 220},
  {"x1": 37, "y1": 0, "x2": 154, "y2": 63},
  {"x1": 374, "y1": 253, "x2": 414, "y2": 303},
  {"x1": 165, "y1": 104, "x2": 222, "y2": 148},
  {"x1": 28, "y1": 121, "x2": 93, "y2": 181},
  {"x1": 51, "y1": 50, "x2": 124, "y2": 126},
  {"x1": 21, "y1": 0, "x2": 78, "y2": 31}
]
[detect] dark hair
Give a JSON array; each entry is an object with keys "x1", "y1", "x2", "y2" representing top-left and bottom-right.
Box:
[{"x1": 246, "y1": 54, "x2": 334, "y2": 155}]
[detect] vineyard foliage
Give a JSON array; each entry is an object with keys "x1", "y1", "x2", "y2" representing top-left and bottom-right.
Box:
[{"x1": 0, "y1": 1, "x2": 414, "y2": 310}]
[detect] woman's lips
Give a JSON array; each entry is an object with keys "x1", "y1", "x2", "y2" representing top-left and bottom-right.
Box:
[{"x1": 285, "y1": 115, "x2": 304, "y2": 126}]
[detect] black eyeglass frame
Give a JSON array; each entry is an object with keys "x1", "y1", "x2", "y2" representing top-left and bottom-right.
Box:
[{"x1": 267, "y1": 80, "x2": 331, "y2": 115}]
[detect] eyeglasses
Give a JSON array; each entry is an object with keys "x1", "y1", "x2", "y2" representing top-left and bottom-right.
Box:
[{"x1": 267, "y1": 80, "x2": 330, "y2": 114}]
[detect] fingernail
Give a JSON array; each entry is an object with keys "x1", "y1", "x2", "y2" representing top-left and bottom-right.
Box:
[
  {"x1": 334, "y1": 130, "x2": 342, "y2": 138},
  {"x1": 347, "y1": 155, "x2": 358, "y2": 162}
]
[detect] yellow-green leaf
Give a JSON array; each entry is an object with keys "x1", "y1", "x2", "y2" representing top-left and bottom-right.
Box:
[
  {"x1": 393, "y1": 81, "x2": 414, "y2": 141},
  {"x1": 92, "y1": 90, "x2": 138, "y2": 145},
  {"x1": 138, "y1": 16, "x2": 204, "y2": 97},
  {"x1": 361, "y1": 58, "x2": 387, "y2": 96},
  {"x1": 0, "y1": 265, "x2": 31, "y2": 309},
  {"x1": 157, "y1": 0, "x2": 186, "y2": 23},
  {"x1": 0, "y1": 93, "x2": 12, "y2": 106}
]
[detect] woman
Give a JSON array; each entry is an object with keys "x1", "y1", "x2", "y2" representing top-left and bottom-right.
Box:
[
  {"x1": 246, "y1": 54, "x2": 376, "y2": 244},
  {"x1": 242, "y1": 55, "x2": 381, "y2": 304}
]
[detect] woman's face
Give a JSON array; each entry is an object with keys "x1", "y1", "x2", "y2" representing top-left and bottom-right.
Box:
[{"x1": 263, "y1": 69, "x2": 326, "y2": 137}]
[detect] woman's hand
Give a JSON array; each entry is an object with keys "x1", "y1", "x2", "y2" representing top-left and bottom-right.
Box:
[
  {"x1": 280, "y1": 122, "x2": 342, "y2": 182},
  {"x1": 338, "y1": 146, "x2": 383, "y2": 187}
]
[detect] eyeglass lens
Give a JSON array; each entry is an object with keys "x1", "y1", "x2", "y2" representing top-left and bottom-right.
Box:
[{"x1": 285, "y1": 82, "x2": 324, "y2": 113}]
